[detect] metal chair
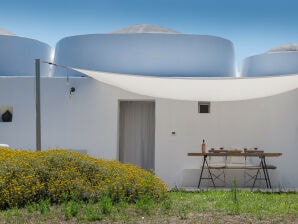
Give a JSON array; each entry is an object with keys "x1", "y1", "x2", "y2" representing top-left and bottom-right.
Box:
[
  {"x1": 208, "y1": 150, "x2": 227, "y2": 187},
  {"x1": 243, "y1": 151, "x2": 276, "y2": 189},
  {"x1": 198, "y1": 150, "x2": 227, "y2": 188}
]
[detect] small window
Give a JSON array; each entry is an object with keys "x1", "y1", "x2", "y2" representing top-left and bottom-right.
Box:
[
  {"x1": 198, "y1": 102, "x2": 210, "y2": 113},
  {"x1": 0, "y1": 106, "x2": 13, "y2": 122}
]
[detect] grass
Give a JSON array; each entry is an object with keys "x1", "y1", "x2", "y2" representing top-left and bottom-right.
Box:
[{"x1": 0, "y1": 190, "x2": 297, "y2": 223}]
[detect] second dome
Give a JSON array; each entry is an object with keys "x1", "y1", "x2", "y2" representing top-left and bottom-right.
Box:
[{"x1": 53, "y1": 24, "x2": 236, "y2": 77}]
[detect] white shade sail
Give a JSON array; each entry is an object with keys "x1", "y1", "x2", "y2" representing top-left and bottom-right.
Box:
[{"x1": 72, "y1": 67, "x2": 298, "y2": 101}]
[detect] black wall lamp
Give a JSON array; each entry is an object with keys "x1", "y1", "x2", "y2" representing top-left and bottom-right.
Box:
[{"x1": 70, "y1": 87, "x2": 76, "y2": 96}]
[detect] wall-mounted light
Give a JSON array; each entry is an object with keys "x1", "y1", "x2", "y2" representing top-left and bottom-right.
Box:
[{"x1": 69, "y1": 87, "x2": 76, "y2": 96}]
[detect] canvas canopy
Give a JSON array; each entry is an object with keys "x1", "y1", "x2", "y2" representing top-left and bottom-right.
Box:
[{"x1": 72, "y1": 67, "x2": 298, "y2": 101}]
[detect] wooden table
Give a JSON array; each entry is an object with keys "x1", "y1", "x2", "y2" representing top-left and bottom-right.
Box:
[
  {"x1": 188, "y1": 151, "x2": 282, "y2": 189},
  {"x1": 188, "y1": 152, "x2": 282, "y2": 157}
]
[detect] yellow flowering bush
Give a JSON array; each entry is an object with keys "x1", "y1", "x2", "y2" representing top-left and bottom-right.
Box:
[{"x1": 0, "y1": 147, "x2": 167, "y2": 209}]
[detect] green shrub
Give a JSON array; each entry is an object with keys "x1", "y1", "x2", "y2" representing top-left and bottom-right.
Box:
[
  {"x1": 99, "y1": 195, "x2": 113, "y2": 215},
  {"x1": 35, "y1": 198, "x2": 51, "y2": 214},
  {"x1": 80, "y1": 204, "x2": 102, "y2": 221},
  {"x1": 0, "y1": 147, "x2": 167, "y2": 209},
  {"x1": 62, "y1": 200, "x2": 80, "y2": 219},
  {"x1": 135, "y1": 194, "x2": 155, "y2": 214}
]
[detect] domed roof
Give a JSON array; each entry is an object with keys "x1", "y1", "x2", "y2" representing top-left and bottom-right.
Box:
[
  {"x1": 267, "y1": 43, "x2": 298, "y2": 52},
  {"x1": 0, "y1": 28, "x2": 15, "y2": 36},
  {"x1": 110, "y1": 24, "x2": 180, "y2": 34}
]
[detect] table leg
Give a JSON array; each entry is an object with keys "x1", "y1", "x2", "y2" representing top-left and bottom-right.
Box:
[
  {"x1": 198, "y1": 155, "x2": 216, "y2": 188},
  {"x1": 198, "y1": 156, "x2": 206, "y2": 188},
  {"x1": 251, "y1": 168, "x2": 260, "y2": 190},
  {"x1": 262, "y1": 157, "x2": 272, "y2": 188},
  {"x1": 260, "y1": 159, "x2": 269, "y2": 188}
]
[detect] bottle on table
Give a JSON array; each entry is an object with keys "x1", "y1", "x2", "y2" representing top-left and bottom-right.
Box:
[{"x1": 201, "y1": 139, "x2": 206, "y2": 154}]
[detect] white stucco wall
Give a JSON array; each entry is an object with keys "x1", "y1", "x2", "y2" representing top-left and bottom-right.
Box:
[
  {"x1": 0, "y1": 76, "x2": 149, "y2": 159},
  {"x1": 155, "y1": 91, "x2": 298, "y2": 188},
  {"x1": 241, "y1": 51, "x2": 298, "y2": 77},
  {"x1": 53, "y1": 34, "x2": 236, "y2": 77},
  {"x1": 0, "y1": 77, "x2": 297, "y2": 188},
  {"x1": 0, "y1": 35, "x2": 53, "y2": 76}
]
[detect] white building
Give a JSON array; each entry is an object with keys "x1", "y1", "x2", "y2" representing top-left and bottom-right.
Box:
[{"x1": 0, "y1": 25, "x2": 297, "y2": 188}]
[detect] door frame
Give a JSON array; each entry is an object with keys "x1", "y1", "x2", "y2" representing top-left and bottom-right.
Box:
[{"x1": 117, "y1": 100, "x2": 156, "y2": 169}]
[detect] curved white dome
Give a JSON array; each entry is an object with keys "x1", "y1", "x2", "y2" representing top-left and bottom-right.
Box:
[
  {"x1": 0, "y1": 35, "x2": 53, "y2": 76},
  {"x1": 0, "y1": 28, "x2": 15, "y2": 36},
  {"x1": 53, "y1": 26, "x2": 236, "y2": 77},
  {"x1": 241, "y1": 50, "x2": 298, "y2": 77},
  {"x1": 110, "y1": 24, "x2": 180, "y2": 34}
]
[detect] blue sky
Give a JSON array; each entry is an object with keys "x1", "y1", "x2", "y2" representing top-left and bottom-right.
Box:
[{"x1": 1, "y1": 0, "x2": 298, "y2": 66}]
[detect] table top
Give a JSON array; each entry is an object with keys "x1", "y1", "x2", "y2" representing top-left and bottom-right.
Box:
[{"x1": 188, "y1": 152, "x2": 282, "y2": 157}]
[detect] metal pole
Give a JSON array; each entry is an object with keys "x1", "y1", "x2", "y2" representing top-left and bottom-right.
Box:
[{"x1": 35, "y1": 59, "x2": 41, "y2": 151}]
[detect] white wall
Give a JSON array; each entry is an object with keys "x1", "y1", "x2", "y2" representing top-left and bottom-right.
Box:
[
  {"x1": 241, "y1": 51, "x2": 298, "y2": 77},
  {"x1": 0, "y1": 77, "x2": 35, "y2": 146},
  {"x1": 53, "y1": 34, "x2": 236, "y2": 77},
  {"x1": 155, "y1": 91, "x2": 298, "y2": 188},
  {"x1": 0, "y1": 77, "x2": 297, "y2": 188},
  {"x1": 0, "y1": 35, "x2": 53, "y2": 76},
  {"x1": 0, "y1": 76, "x2": 148, "y2": 159}
]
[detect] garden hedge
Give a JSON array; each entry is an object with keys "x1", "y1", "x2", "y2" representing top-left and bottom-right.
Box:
[{"x1": 0, "y1": 147, "x2": 167, "y2": 209}]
